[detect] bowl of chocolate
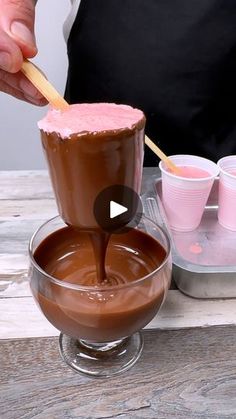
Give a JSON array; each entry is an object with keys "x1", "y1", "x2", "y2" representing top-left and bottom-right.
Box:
[{"x1": 29, "y1": 103, "x2": 172, "y2": 377}]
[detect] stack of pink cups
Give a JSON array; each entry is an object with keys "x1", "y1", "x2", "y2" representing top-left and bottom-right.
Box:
[
  {"x1": 217, "y1": 156, "x2": 236, "y2": 231},
  {"x1": 159, "y1": 154, "x2": 236, "y2": 232}
]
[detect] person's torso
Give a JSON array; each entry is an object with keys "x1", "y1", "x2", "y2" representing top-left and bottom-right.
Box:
[{"x1": 64, "y1": 0, "x2": 236, "y2": 165}]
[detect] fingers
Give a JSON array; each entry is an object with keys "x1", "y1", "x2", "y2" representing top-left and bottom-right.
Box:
[
  {"x1": 0, "y1": 83, "x2": 47, "y2": 106},
  {"x1": 0, "y1": 69, "x2": 48, "y2": 106},
  {"x1": 0, "y1": 1, "x2": 47, "y2": 106},
  {"x1": 0, "y1": 0, "x2": 37, "y2": 56},
  {"x1": 0, "y1": 0, "x2": 37, "y2": 73},
  {"x1": 0, "y1": 28, "x2": 23, "y2": 72}
]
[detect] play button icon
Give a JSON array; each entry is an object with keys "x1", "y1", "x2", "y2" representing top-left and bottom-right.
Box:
[
  {"x1": 110, "y1": 201, "x2": 128, "y2": 219},
  {"x1": 94, "y1": 184, "x2": 143, "y2": 233}
]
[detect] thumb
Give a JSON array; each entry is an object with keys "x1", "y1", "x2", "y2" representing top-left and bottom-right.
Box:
[{"x1": 0, "y1": 0, "x2": 37, "y2": 58}]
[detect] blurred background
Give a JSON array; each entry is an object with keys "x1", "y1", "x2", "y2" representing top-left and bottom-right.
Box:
[{"x1": 0, "y1": 0, "x2": 70, "y2": 169}]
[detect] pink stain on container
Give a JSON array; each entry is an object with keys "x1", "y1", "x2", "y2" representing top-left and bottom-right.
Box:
[
  {"x1": 217, "y1": 155, "x2": 236, "y2": 231},
  {"x1": 159, "y1": 155, "x2": 219, "y2": 232}
]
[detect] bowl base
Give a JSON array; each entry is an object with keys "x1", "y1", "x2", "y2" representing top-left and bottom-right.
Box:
[{"x1": 59, "y1": 332, "x2": 144, "y2": 378}]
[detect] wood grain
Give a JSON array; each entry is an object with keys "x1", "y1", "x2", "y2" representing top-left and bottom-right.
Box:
[
  {"x1": 0, "y1": 168, "x2": 153, "y2": 200},
  {"x1": 0, "y1": 170, "x2": 236, "y2": 418},
  {"x1": 0, "y1": 219, "x2": 48, "y2": 254},
  {"x1": 0, "y1": 199, "x2": 57, "y2": 220},
  {"x1": 0, "y1": 170, "x2": 53, "y2": 200},
  {"x1": 0, "y1": 326, "x2": 235, "y2": 419},
  {"x1": 1, "y1": 291, "x2": 236, "y2": 339}
]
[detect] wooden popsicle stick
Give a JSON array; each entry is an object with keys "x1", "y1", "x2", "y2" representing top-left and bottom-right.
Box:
[
  {"x1": 21, "y1": 59, "x2": 69, "y2": 111},
  {"x1": 145, "y1": 135, "x2": 181, "y2": 174}
]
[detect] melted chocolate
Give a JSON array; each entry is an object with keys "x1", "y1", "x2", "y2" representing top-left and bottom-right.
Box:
[{"x1": 32, "y1": 227, "x2": 170, "y2": 342}]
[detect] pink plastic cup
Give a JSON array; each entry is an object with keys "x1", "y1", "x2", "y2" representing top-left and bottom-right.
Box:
[
  {"x1": 159, "y1": 155, "x2": 219, "y2": 232},
  {"x1": 217, "y1": 156, "x2": 236, "y2": 231}
]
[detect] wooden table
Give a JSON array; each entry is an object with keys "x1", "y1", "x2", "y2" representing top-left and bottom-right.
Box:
[{"x1": 0, "y1": 169, "x2": 236, "y2": 419}]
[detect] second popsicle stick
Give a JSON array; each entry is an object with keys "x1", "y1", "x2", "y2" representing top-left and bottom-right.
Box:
[{"x1": 145, "y1": 136, "x2": 181, "y2": 174}]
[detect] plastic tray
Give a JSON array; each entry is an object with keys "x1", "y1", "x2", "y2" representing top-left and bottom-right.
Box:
[{"x1": 142, "y1": 175, "x2": 236, "y2": 299}]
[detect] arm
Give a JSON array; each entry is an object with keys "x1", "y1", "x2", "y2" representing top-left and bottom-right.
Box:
[{"x1": 0, "y1": 0, "x2": 47, "y2": 105}]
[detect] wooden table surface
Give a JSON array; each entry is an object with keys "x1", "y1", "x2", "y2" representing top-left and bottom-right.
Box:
[{"x1": 0, "y1": 169, "x2": 236, "y2": 419}]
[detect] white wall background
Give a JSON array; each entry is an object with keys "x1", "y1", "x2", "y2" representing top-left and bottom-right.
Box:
[{"x1": 0, "y1": 0, "x2": 70, "y2": 170}]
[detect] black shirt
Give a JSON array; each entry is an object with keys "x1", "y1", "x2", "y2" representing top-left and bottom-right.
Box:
[{"x1": 65, "y1": 0, "x2": 236, "y2": 166}]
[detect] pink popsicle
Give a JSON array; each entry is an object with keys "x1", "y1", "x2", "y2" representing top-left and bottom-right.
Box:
[{"x1": 38, "y1": 103, "x2": 144, "y2": 138}]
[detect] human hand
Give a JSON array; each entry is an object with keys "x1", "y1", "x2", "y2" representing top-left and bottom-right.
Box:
[{"x1": 0, "y1": 0, "x2": 47, "y2": 105}]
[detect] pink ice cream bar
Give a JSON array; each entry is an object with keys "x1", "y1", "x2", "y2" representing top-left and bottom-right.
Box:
[{"x1": 38, "y1": 103, "x2": 145, "y2": 137}]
